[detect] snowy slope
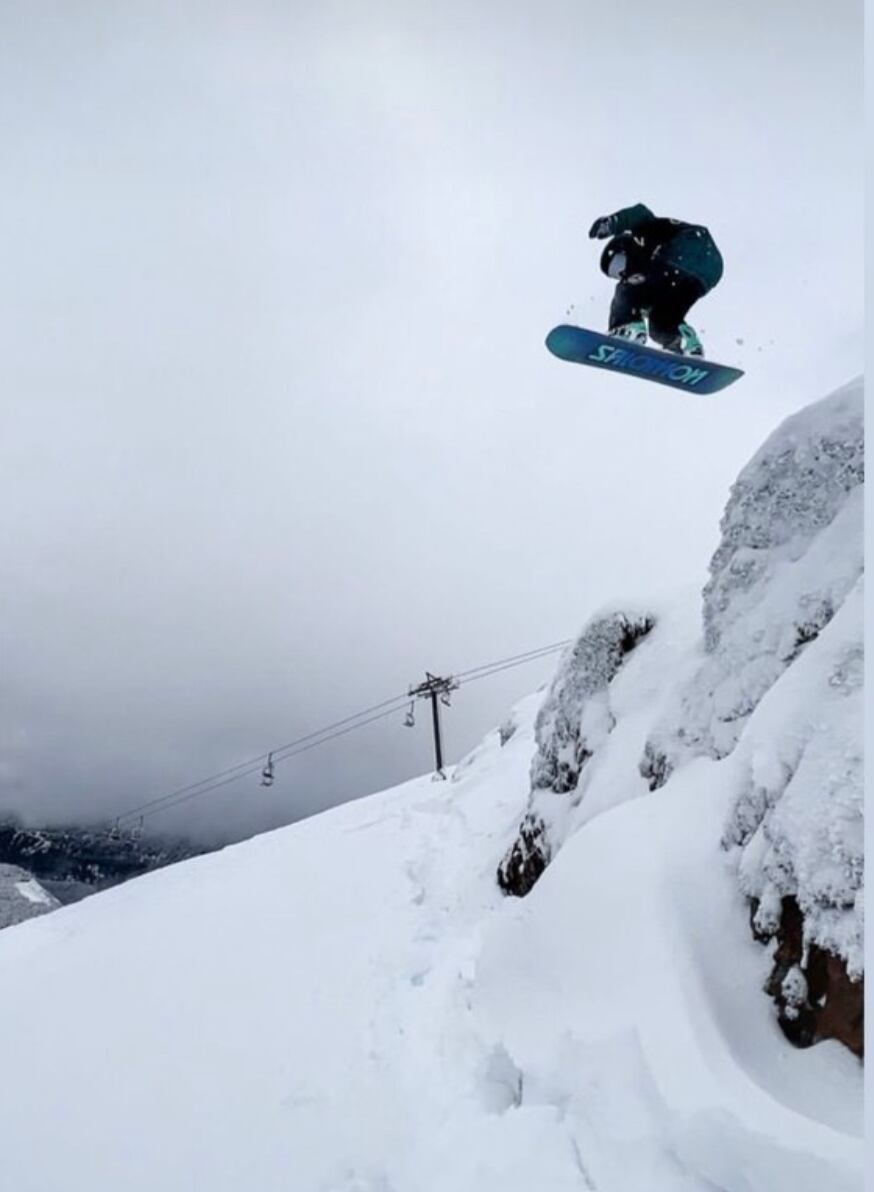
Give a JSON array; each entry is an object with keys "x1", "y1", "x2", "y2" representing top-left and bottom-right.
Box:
[
  {"x1": 0, "y1": 692, "x2": 861, "y2": 1190},
  {"x1": 0, "y1": 383, "x2": 862, "y2": 1192}
]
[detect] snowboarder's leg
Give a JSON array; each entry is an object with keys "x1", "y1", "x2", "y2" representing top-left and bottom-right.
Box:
[
  {"x1": 608, "y1": 282, "x2": 648, "y2": 343},
  {"x1": 647, "y1": 274, "x2": 706, "y2": 355}
]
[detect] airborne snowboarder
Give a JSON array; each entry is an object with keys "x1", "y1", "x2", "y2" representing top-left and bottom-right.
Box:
[{"x1": 588, "y1": 203, "x2": 724, "y2": 357}]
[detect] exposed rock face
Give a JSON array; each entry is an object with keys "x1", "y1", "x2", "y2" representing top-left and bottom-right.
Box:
[
  {"x1": 497, "y1": 813, "x2": 549, "y2": 898},
  {"x1": 756, "y1": 896, "x2": 864, "y2": 1058},
  {"x1": 0, "y1": 863, "x2": 59, "y2": 929},
  {"x1": 498, "y1": 610, "x2": 655, "y2": 896}
]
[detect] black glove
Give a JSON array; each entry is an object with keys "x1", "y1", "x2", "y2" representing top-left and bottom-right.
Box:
[{"x1": 588, "y1": 215, "x2": 614, "y2": 239}]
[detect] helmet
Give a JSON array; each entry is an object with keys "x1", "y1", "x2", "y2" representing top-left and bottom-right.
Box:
[{"x1": 600, "y1": 234, "x2": 635, "y2": 280}]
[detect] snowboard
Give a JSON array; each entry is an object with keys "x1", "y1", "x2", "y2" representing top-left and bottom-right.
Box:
[{"x1": 545, "y1": 324, "x2": 744, "y2": 395}]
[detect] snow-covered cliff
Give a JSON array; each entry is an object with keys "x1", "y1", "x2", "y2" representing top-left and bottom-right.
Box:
[{"x1": 500, "y1": 377, "x2": 864, "y2": 1054}]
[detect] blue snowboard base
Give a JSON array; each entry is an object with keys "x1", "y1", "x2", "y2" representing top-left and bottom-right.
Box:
[{"x1": 546, "y1": 324, "x2": 744, "y2": 395}]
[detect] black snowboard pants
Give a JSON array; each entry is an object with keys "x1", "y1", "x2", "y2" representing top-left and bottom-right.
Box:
[{"x1": 609, "y1": 268, "x2": 706, "y2": 348}]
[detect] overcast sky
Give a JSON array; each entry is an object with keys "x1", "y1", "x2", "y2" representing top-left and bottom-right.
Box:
[{"x1": 0, "y1": 0, "x2": 863, "y2": 845}]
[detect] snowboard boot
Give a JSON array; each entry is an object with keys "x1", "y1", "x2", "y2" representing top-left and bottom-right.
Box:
[
  {"x1": 679, "y1": 322, "x2": 704, "y2": 356},
  {"x1": 662, "y1": 323, "x2": 704, "y2": 357},
  {"x1": 609, "y1": 320, "x2": 647, "y2": 345}
]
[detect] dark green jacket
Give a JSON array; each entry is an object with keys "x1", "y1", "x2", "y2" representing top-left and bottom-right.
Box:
[{"x1": 605, "y1": 203, "x2": 724, "y2": 290}]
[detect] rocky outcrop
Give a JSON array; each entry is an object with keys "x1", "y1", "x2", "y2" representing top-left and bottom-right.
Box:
[
  {"x1": 497, "y1": 813, "x2": 550, "y2": 899},
  {"x1": 755, "y1": 895, "x2": 864, "y2": 1057},
  {"x1": 498, "y1": 610, "x2": 654, "y2": 896}
]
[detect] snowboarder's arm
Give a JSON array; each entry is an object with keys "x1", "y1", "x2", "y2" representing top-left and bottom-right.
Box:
[{"x1": 588, "y1": 203, "x2": 657, "y2": 239}]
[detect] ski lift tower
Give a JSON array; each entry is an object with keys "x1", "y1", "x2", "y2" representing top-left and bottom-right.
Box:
[{"x1": 408, "y1": 672, "x2": 459, "y2": 779}]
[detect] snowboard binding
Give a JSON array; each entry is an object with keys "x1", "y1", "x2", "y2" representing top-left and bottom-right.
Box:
[
  {"x1": 663, "y1": 323, "x2": 704, "y2": 357},
  {"x1": 609, "y1": 321, "x2": 648, "y2": 345}
]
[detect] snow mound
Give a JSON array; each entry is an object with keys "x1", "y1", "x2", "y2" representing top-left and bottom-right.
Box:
[{"x1": 478, "y1": 759, "x2": 863, "y2": 1192}]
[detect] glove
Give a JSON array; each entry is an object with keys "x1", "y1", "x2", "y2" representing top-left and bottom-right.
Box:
[{"x1": 588, "y1": 215, "x2": 614, "y2": 239}]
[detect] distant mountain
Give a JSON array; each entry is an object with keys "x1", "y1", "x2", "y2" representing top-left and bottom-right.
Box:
[{"x1": 0, "y1": 820, "x2": 205, "y2": 905}]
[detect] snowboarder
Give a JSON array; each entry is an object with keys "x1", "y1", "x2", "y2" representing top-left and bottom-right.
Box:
[{"x1": 588, "y1": 203, "x2": 723, "y2": 356}]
